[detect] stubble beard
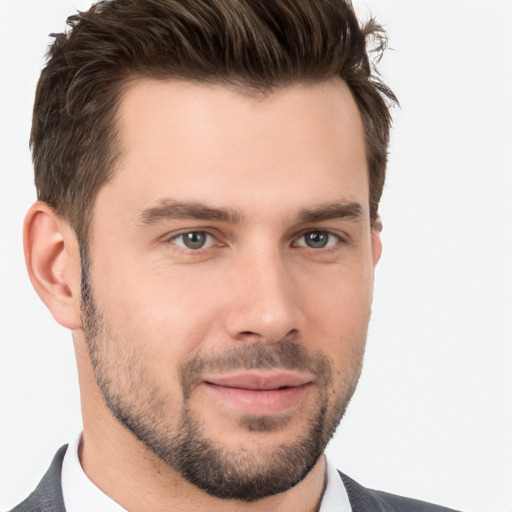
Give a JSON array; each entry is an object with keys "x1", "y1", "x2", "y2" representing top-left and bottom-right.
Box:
[{"x1": 80, "y1": 259, "x2": 364, "y2": 502}]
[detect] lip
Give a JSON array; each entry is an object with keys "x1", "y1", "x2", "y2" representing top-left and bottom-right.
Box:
[
  {"x1": 202, "y1": 371, "x2": 314, "y2": 414},
  {"x1": 205, "y1": 371, "x2": 313, "y2": 390}
]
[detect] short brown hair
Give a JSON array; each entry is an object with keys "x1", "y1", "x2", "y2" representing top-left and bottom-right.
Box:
[{"x1": 31, "y1": 0, "x2": 397, "y2": 246}]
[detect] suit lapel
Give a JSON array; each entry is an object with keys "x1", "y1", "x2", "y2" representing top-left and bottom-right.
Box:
[
  {"x1": 338, "y1": 471, "x2": 395, "y2": 512},
  {"x1": 10, "y1": 445, "x2": 67, "y2": 512}
]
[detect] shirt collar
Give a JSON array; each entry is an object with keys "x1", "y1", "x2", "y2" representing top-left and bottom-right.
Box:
[
  {"x1": 319, "y1": 456, "x2": 352, "y2": 512},
  {"x1": 61, "y1": 433, "x2": 127, "y2": 512}
]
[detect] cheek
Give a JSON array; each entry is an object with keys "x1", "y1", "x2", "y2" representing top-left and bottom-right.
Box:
[
  {"x1": 296, "y1": 263, "x2": 373, "y2": 365},
  {"x1": 93, "y1": 260, "x2": 224, "y2": 363},
  {"x1": 298, "y1": 259, "x2": 374, "y2": 324}
]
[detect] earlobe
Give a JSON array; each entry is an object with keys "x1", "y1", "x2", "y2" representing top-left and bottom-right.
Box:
[{"x1": 24, "y1": 201, "x2": 83, "y2": 330}]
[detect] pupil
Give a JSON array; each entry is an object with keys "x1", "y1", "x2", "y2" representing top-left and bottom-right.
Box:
[
  {"x1": 183, "y1": 232, "x2": 206, "y2": 249},
  {"x1": 306, "y1": 232, "x2": 328, "y2": 248}
]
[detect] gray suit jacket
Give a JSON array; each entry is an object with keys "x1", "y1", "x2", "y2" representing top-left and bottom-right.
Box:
[{"x1": 10, "y1": 445, "x2": 461, "y2": 512}]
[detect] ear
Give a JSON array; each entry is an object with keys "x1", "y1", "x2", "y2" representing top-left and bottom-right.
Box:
[
  {"x1": 371, "y1": 214, "x2": 383, "y2": 267},
  {"x1": 24, "y1": 201, "x2": 82, "y2": 330}
]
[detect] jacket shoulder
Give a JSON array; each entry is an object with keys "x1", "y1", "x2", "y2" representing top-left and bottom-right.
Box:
[
  {"x1": 9, "y1": 445, "x2": 68, "y2": 512},
  {"x1": 338, "y1": 471, "x2": 462, "y2": 512},
  {"x1": 372, "y1": 489, "x2": 461, "y2": 512}
]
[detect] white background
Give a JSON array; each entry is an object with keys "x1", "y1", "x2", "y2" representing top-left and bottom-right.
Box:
[{"x1": 0, "y1": 1, "x2": 510, "y2": 511}]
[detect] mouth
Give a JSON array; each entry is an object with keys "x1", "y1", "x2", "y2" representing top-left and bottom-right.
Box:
[{"x1": 202, "y1": 371, "x2": 314, "y2": 414}]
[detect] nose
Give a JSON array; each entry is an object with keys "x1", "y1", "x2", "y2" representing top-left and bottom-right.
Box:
[{"x1": 223, "y1": 249, "x2": 303, "y2": 344}]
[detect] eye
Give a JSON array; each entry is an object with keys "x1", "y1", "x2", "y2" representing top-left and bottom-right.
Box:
[
  {"x1": 170, "y1": 231, "x2": 216, "y2": 250},
  {"x1": 295, "y1": 231, "x2": 340, "y2": 249}
]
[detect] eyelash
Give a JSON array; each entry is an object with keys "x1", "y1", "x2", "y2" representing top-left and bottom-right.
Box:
[
  {"x1": 292, "y1": 230, "x2": 342, "y2": 250},
  {"x1": 165, "y1": 230, "x2": 220, "y2": 252},
  {"x1": 164, "y1": 229, "x2": 346, "y2": 254}
]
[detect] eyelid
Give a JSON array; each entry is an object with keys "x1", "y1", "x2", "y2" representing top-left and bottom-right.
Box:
[
  {"x1": 161, "y1": 227, "x2": 348, "y2": 251},
  {"x1": 164, "y1": 229, "x2": 219, "y2": 250},
  {"x1": 292, "y1": 229, "x2": 343, "y2": 248}
]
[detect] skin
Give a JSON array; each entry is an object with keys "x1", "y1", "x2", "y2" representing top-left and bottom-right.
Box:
[{"x1": 24, "y1": 78, "x2": 381, "y2": 512}]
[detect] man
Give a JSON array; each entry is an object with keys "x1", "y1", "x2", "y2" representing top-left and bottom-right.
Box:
[{"x1": 11, "y1": 0, "x2": 460, "y2": 511}]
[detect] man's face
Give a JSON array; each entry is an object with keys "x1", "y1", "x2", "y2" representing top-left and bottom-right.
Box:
[{"x1": 81, "y1": 78, "x2": 380, "y2": 500}]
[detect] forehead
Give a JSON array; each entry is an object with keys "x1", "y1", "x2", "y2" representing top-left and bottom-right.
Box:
[{"x1": 99, "y1": 78, "x2": 368, "y2": 220}]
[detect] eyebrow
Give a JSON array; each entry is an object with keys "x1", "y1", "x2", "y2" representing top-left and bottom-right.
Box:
[
  {"x1": 297, "y1": 202, "x2": 364, "y2": 223},
  {"x1": 136, "y1": 199, "x2": 364, "y2": 226},
  {"x1": 137, "y1": 199, "x2": 243, "y2": 225}
]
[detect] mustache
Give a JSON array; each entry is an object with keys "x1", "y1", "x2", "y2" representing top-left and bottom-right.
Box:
[{"x1": 179, "y1": 340, "x2": 331, "y2": 399}]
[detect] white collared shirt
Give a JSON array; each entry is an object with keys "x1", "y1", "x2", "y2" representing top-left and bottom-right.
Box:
[
  {"x1": 61, "y1": 434, "x2": 126, "y2": 512},
  {"x1": 61, "y1": 434, "x2": 352, "y2": 512}
]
